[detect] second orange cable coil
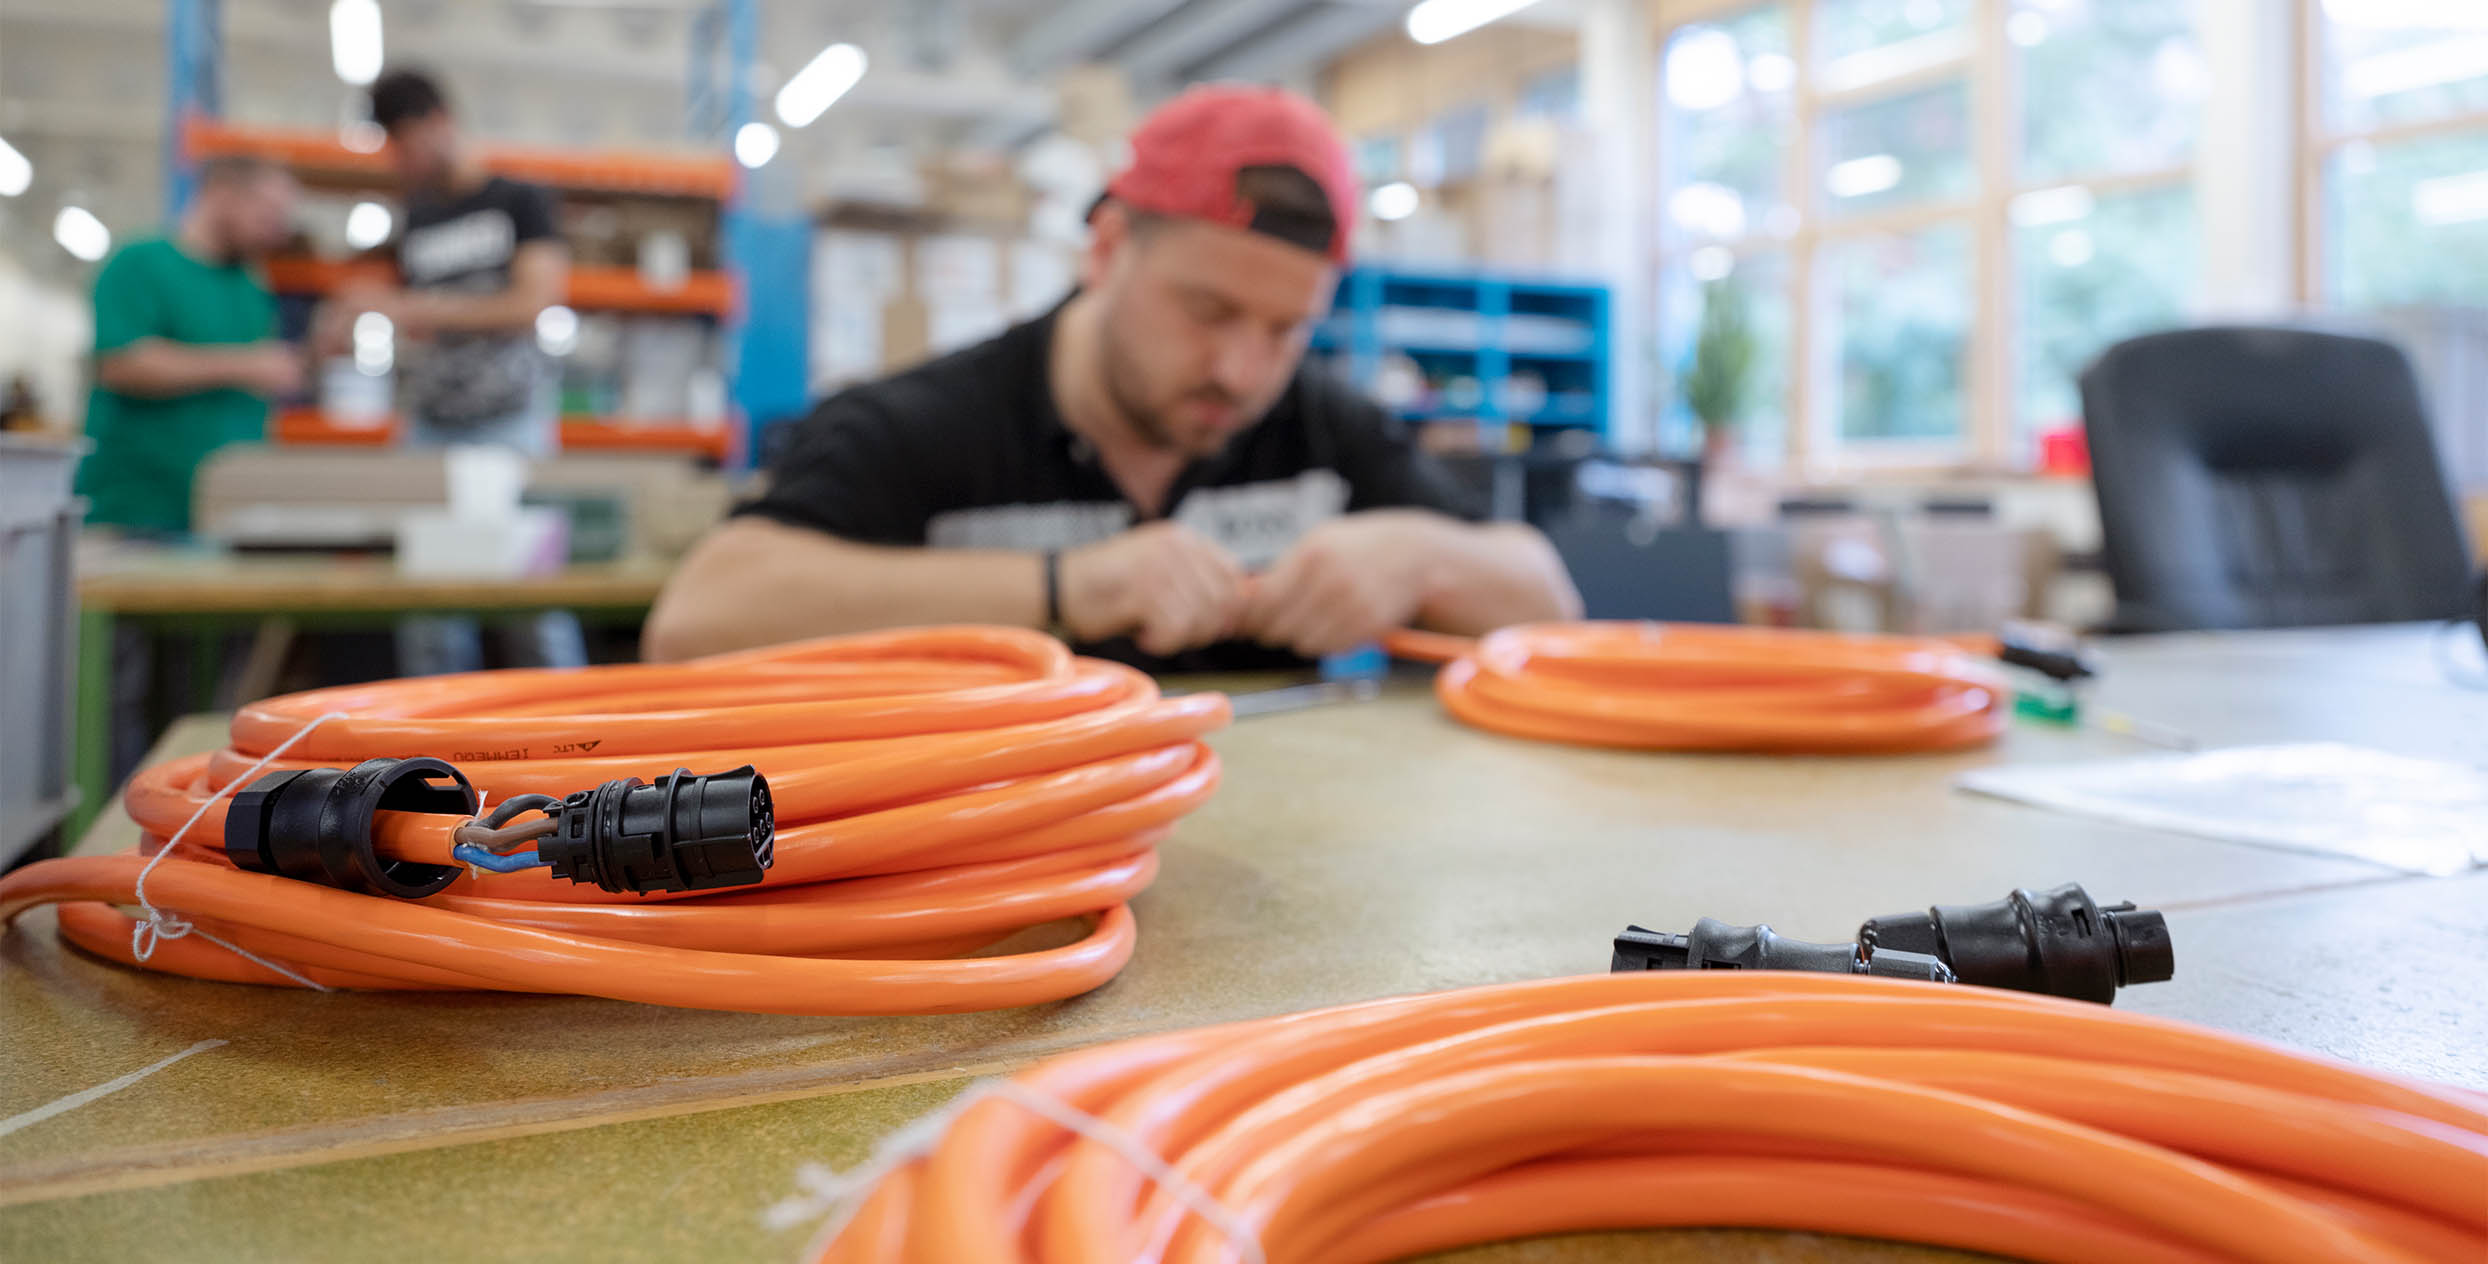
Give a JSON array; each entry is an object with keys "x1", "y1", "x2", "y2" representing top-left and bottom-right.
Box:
[{"x1": 1388, "y1": 623, "x2": 2008, "y2": 752}]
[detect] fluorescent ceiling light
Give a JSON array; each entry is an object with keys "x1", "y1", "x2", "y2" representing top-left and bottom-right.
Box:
[
  {"x1": 1405, "y1": 0, "x2": 1542, "y2": 47},
  {"x1": 1826, "y1": 153, "x2": 1903, "y2": 199},
  {"x1": 1820, "y1": 28, "x2": 1970, "y2": 94},
  {"x1": 1747, "y1": 53, "x2": 1797, "y2": 94},
  {"x1": 2010, "y1": 184, "x2": 2095, "y2": 226},
  {"x1": 2323, "y1": 0, "x2": 2488, "y2": 30},
  {"x1": 344, "y1": 201, "x2": 392, "y2": 249},
  {"x1": 1369, "y1": 181, "x2": 1420, "y2": 221},
  {"x1": 776, "y1": 43, "x2": 867, "y2": 128},
  {"x1": 330, "y1": 0, "x2": 383, "y2": 87},
  {"x1": 0, "y1": 135, "x2": 29, "y2": 197},
  {"x1": 2356, "y1": 34, "x2": 2488, "y2": 94},
  {"x1": 2413, "y1": 168, "x2": 2488, "y2": 225},
  {"x1": 354, "y1": 310, "x2": 393, "y2": 374},
  {"x1": 1665, "y1": 28, "x2": 1745, "y2": 111},
  {"x1": 535, "y1": 305, "x2": 580, "y2": 357},
  {"x1": 2344, "y1": 34, "x2": 2488, "y2": 99},
  {"x1": 734, "y1": 121, "x2": 780, "y2": 169},
  {"x1": 1667, "y1": 181, "x2": 1748, "y2": 239},
  {"x1": 55, "y1": 206, "x2": 110, "y2": 262}
]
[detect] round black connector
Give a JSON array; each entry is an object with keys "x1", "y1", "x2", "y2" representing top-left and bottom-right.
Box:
[
  {"x1": 222, "y1": 757, "x2": 473, "y2": 899},
  {"x1": 537, "y1": 765, "x2": 774, "y2": 895}
]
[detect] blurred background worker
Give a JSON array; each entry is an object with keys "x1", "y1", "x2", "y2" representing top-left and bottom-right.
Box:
[
  {"x1": 331, "y1": 67, "x2": 583, "y2": 674},
  {"x1": 76, "y1": 156, "x2": 302, "y2": 536},
  {"x1": 645, "y1": 86, "x2": 1581, "y2": 670},
  {"x1": 328, "y1": 67, "x2": 569, "y2": 457}
]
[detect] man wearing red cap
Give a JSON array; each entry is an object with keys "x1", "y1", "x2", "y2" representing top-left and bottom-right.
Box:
[{"x1": 647, "y1": 86, "x2": 1579, "y2": 670}]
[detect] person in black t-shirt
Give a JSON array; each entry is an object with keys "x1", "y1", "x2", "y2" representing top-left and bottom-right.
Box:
[
  {"x1": 322, "y1": 68, "x2": 583, "y2": 677},
  {"x1": 646, "y1": 86, "x2": 1579, "y2": 671},
  {"x1": 320, "y1": 68, "x2": 569, "y2": 457}
]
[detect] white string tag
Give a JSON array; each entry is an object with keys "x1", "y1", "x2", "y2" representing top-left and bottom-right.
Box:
[{"x1": 128, "y1": 710, "x2": 353, "y2": 991}]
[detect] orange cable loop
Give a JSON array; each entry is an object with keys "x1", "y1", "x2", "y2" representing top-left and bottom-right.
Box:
[
  {"x1": 1385, "y1": 623, "x2": 2009, "y2": 752},
  {"x1": 0, "y1": 627, "x2": 1229, "y2": 1015},
  {"x1": 810, "y1": 972, "x2": 2488, "y2": 1264}
]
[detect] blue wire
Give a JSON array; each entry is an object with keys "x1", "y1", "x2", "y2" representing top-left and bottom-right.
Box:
[{"x1": 452, "y1": 844, "x2": 546, "y2": 873}]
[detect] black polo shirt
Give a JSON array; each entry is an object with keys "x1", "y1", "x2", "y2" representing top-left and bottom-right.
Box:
[{"x1": 737, "y1": 305, "x2": 1483, "y2": 671}]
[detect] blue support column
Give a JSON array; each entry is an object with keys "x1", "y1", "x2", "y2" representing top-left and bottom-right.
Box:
[
  {"x1": 711, "y1": 0, "x2": 812, "y2": 467},
  {"x1": 164, "y1": 0, "x2": 223, "y2": 217}
]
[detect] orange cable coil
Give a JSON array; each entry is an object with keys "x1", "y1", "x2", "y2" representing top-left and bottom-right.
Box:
[
  {"x1": 0, "y1": 627, "x2": 1229, "y2": 1015},
  {"x1": 813, "y1": 971, "x2": 2488, "y2": 1263},
  {"x1": 1386, "y1": 623, "x2": 2009, "y2": 752}
]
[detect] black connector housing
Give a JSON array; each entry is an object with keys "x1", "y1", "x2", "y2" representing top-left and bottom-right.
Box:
[
  {"x1": 538, "y1": 765, "x2": 774, "y2": 895},
  {"x1": 1994, "y1": 625, "x2": 2097, "y2": 682},
  {"x1": 223, "y1": 757, "x2": 472, "y2": 899},
  {"x1": 1860, "y1": 883, "x2": 2172, "y2": 1005},
  {"x1": 1612, "y1": 882, "x2": 2172, "y2": 1004}
]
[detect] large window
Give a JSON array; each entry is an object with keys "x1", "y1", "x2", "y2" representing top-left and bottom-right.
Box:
[
  {"x1": 1657, "y1": 0, "x2": 2205, "y2": 473},
  {"x1": 2312, "y1": 2, "x2": 2488, "y2": 310}
]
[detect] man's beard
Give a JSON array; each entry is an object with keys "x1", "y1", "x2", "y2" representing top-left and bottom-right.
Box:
[{"x1": 1099, "y1": 335, "x2": 1245, "y2": 460}]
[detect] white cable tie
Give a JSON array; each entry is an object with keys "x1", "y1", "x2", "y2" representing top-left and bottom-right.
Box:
[
  {"x1": 776, "y1": 1077, "x2": 1267, "y2": 1264},
  {"x1": 129, "y1": 709, "x2": 353, "y2": 993}
]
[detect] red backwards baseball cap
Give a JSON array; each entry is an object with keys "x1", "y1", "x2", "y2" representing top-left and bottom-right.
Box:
[{"x1": 1101, "y1": 85, "x2": 1361, "y2": 265}]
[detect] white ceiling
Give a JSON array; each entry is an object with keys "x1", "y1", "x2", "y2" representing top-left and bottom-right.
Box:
[{"x1": 0, "y1": 0, "x2": 1417, "y2": 278}]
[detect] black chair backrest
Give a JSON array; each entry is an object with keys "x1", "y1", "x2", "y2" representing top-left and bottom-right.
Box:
[{"x1": 2080, "y1": 326, "x2": 2473, "y2": 631}]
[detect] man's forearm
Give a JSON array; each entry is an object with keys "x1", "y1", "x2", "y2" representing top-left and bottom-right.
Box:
[
  {"x1": 95, "y1": 341, "x2": 276, "y2": 398},
  {"x1": 399, "y1": 288, "x2": 555, "y2": 334},
  {"x1": 644, "y1": 516, "x2": 1046, "y2": 661},
  {"x1": 1411, "y1": 517, "x2": 1583, "y2": 635}
]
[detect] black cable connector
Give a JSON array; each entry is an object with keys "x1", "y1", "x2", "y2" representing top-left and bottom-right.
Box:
[
  {"x1": 1995, "y1": 624, "x2": 2097, "y2": 682},
  {"x1": 224, "y1": 757, "x2": 473, "y2": 899},
  {"x1": 1613, "y1": 882, "x2": 2173, "y2": 1005},
  {"x1": 537, "y1": 766, "x2": 774, "y2": 895}
]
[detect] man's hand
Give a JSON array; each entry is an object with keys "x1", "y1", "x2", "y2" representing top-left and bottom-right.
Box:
[
  {"x1": 1060, "y1": 522, "x2": 1249, "y2": 657},
  {"x1": 233, "y1": 342, "x2": 307, "y2": 398},
  {"x1": 1242, "y1": 511, "x2": 1449, "y2": 657}
]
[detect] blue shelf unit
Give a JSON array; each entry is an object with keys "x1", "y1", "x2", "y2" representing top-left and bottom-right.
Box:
[{"x1": 1310, "y1": 266, "x2": 1612, "y2": 441}]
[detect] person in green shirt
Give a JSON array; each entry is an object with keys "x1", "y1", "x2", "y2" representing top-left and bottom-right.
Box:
[{"x1": 78, "y1": 155, "x2": 304, "y2": 534}]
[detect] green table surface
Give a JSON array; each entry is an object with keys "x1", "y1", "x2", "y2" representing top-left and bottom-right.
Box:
[{"x1": 6, "y1": 623, "x2": 2484, "y2": 1262}]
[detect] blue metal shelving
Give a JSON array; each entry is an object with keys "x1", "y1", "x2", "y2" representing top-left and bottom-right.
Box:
[{"x1": 1312, "y1": 265, "x2": 1613, "y2": 441}]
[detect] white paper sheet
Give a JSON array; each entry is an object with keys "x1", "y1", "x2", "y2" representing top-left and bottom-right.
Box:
[{"x1": 1957, "y1": 743, "x2": 2488, "y2": 876}]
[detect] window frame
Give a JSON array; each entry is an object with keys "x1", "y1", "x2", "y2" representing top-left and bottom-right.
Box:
[
  {"x1": 2294, "y1": 0, "x2": 2488, "y2": 308},
  {"x1": 1654, "y1": 0, "x2": 2202, "y2": 478}
]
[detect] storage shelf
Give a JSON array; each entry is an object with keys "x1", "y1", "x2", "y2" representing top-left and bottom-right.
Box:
[
  {"x1": 1321, "y1": 265, "x2": 1614, "y2": 444},
  {"x1": 273, "y1": 410, "x2": 732, "y2": 459},
  {"x1": 263, "y1": 257, "x2": 733, "y2": 316},
  {"x1": 187, "y1": 119, "x2": 737, "y2": 200},
  {"x1": 1397, "y1": 399, "x2": 1603, "y2": 428}
]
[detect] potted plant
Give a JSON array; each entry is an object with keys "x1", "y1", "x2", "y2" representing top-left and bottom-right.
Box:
[{"x1": 1681, "y1": 277, "x2": 1755, "y2": 468}]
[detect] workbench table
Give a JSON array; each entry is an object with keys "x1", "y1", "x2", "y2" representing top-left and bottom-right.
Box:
[{"x1": 6, "y1": 623, "x2": 2483, "y2": 1262}]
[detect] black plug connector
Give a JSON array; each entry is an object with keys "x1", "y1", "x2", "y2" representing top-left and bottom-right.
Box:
[
  {"x1": 1995, "y1": 624, "x2": 2097, "y2": 682},
  {"x1": 537, "y1": 766, "x2": 774, "y2": 895},
  {"x1": 1860, "y1": 883, "x2": 2172, "y2": 1004},
  {"x1": 223, "y1": 757, "x2": 473, "y2": 899},
  {"x1": 1612, "y1": 882, "x2": 2172, "y2": 1004}
]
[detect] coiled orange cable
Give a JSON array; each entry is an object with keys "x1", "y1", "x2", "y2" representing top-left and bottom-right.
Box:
[
  {"x1": 812, "y1": 972, "x2": 2488, "y2": 1263},
  {"x1": 1386, "y1": 623, "x2": 2008, "y2": 752},
  {"x1": 0, "y1": 627, "x2": 1229, "y2": 1015}
]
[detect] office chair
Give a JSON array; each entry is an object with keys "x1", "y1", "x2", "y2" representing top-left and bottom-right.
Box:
[{"x1": 2079, "y1": 326, "x2": 2474, "y2": 632}]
